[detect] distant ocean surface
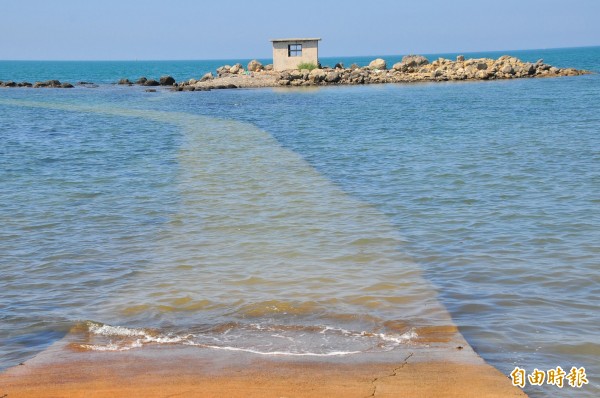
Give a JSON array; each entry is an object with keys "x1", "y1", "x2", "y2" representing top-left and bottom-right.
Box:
[{"x1": 1, "y1": 47, "x2": 599, "y2": 397}]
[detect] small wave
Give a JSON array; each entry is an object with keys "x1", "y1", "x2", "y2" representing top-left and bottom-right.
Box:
[{"x1": 72, "y1": 320, "x2": 420, "y2": 355}]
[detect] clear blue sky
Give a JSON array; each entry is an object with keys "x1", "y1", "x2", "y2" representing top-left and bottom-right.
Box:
[{"x1": 1, "y1": 0, "x2": 599, "y2": 60}]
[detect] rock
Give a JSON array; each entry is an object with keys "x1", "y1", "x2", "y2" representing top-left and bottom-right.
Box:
[
  {"x1": 523, "y1": 63, "x2": 536, "y2": 75},
  {"x1": 325, "y1": 71, "x2": 341, "y2": 83},
  {"x1": 476, "y1": 62, "x2": 488, "y2": 70},
  {"x1": 264, "y1": 64, "x2": 274, "y2": 71},
  {"x1": 247, "y1": 59, "x2": 263, "y2": 72},
  {"x1": 61, "y1": 83, "x2": 74, "y2": 88},
  {"x1": 401, "y1": 55, "x2": 429, "y2": 67},
  {"x1": 159, "y1": 76, "x2": 175, "y2": 86},
  {"x1": 309, "y1": 68, "x2": 327, "y2": 83},
  {"x1": 334, "y1": 62, "x2": 344, "y2": 69},
  {"x1": 392, "y1": 62, "x2": 407, "y2": 72},
  {"x1": 118, "y1": 78, "x2": 131, "y2": 85},
  {"x1": 188, "y1": 79, "x2": 197, "y2": 85},
  {"x1": 136, "y1": 77, "x2": 148, "y2": 85},
  {"x1": 477, "y1": 70, "x2": 490, "y2": 79},
  {"x1": 456, "y1": 55, "x2": 465, "y2": 62},
  {"x1": 229, "y1": 63, "x2": 243, "y2": 74},
  {"x1": 216, "y1": 65, "x2": 231, "y2": 75},
  {"x1": 3, "y1": 81, "x2": 17, "y2": 87},
  {"x1": 349, "y1": 63, "x2": 359, "y2": 70},
  {"x1": 289, "y1": 70, "x2": 304, "y2": 80},
  {"x1": 501, "y1": 65, "x2": 514, "y2": 74},
  {"x1": 200, "y1": 72, "x2": 213, "y2": 82},
  {"x1": 368, "y1": 58, "x2": 387, "y2": 70},
  {"x1": 144, "y1": 79, "x2": 160, "y2": 86},
  {"x1": 145, "y1": 89, "x2": 157, "y2": 92}
]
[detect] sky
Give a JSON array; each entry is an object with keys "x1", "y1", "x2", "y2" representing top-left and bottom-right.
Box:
[{"x1": 1, "y1": 0, "x2": 599, "y2": 60}]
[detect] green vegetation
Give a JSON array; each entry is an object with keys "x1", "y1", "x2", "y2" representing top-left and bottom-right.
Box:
[{"x1": 297, "y1": 62, "x2": 318, "y2": 71}]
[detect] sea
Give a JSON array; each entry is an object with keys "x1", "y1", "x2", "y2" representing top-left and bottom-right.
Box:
[{"x1": 1, "y1": 47, "x2": 599, "y2": 397}]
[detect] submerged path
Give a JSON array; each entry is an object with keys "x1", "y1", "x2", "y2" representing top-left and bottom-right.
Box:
[{"x1": 0, "y1": 99, "x2": 527, "y2": 397}]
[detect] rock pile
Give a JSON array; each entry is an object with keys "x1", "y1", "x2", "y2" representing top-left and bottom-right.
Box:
[
  {"x1": 276, "y1": 55, "x2": 587, "y2": 86},
  {"x1": 0, "y1": 80, "x2": 75, "y2": 88},
  {"x1": 118, "y1": 75, "x2": 176, "y2": 86}
]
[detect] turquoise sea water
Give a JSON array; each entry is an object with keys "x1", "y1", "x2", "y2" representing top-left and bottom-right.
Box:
[{"x1": 1, "y1": 47, "x2": 599, "y2": 397}]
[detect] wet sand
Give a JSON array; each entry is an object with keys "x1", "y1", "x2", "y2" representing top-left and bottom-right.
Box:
[{"x1": 0, "y1": 333, "x2": 527, "y2": 397}]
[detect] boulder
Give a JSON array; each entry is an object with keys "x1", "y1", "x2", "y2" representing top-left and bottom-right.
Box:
[
  {"x1": 456, "y1": 55, "x2": 465, "y2": 62},
  {"x1": 401, "y1": 54, "x2": 429, "y2": 67},
  {"x1": 136, "y1": 77, "x2": 148, "y2": 85},
  {"x1": 349, "y1": 63, "x2": 359, "y2": 70},
  {"x1": 145, "y1": 89, "x2": 157, "y2": 92},
  {"x1": 216, "y1": 65, "x2": 231, "y2": 75},
  {"x1": 368, "y1": 58, "x2": 387, "y2": 70},
  {"x1": 264, "y1": 64, "x2": 274, "y2": 71},
  {"x1": 229, "y1": 63, "x2": 243, "y2": 74},
  {"x1": 476, "y1": 62, "x2": 488, "y2": 70},
  {"x1": 325, "y1": 71, "x2": 341, "y2": 83},
  {"x1": 200, "y1": 72, "x2": 213, "y2": 82},
  {"x1": 309, "y1": 68, "x2": 327, "y2": 82},
  {"x1": 144, "y1": 79, "x2": 160, "y2": 86},
  {"x1": 188, "y1": 78, "x2": 197, "y2": 85},
  {"x1": 501, "y1": 65, "x2": 514, "y2": 74},
  {"x1": 118, "y1": 78, "x2": 131, "y2": 85},
  {"x1": 247, "y1": 59, "x2": 263, "y2": 72},
  {"x1": 523, "y1": 63, "x2": 536, "y2": 75},
  {"x1": 477, "y1": 70, "x2": 490, "y2": 79},
  {"x1": 334, "y1": 62, "x2": 344, "y2": 69},
  {"x1": 3, "y1": 81, "x2": 16, "y2": 87},
  {"x1": 61, "y1": 83, "x2": 74, "y2": 88},
  {"x1": 392, "y1": 62, "x2": 407, "y2": 72},
  {"x1": 159, "y1": 75, "x2": 175, "y2": 86},
  {"x1": 289, "y1": 70, "x2": 304, "y2": 80}
]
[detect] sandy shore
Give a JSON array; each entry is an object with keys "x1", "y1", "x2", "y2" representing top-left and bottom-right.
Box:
[{"x1": 0, "y1": 331, "x2": 527, "y2": 398}]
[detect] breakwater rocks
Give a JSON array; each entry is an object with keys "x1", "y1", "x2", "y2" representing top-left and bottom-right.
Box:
[
  {"x1": 171, "y1": 55, "x2": 589, "y2": 91},
  {"x1": 0, "y1": 80, "x2": 87, "y2": 88},
  {"x1": 274, "y1": 55, "x2": 588, "y2": 86}
]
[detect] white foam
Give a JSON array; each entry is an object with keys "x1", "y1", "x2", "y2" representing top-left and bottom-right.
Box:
[
  {"x1": 184, "y1": 342, "x2": 362, "y2": 356},
  {"x1": 376, "y1": 329, "x2": 418, "y2": 344},
  {"x1": 87, "y1": 322, "x2": 148, "y2": 337}
]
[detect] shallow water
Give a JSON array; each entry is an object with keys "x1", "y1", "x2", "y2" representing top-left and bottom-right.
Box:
[{"x1": 1, "y1": 47, "x2": 599, "y2": 397}]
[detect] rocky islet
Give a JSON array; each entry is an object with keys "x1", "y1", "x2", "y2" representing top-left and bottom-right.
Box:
[{"x1": 1, "y1": 55, "x2": 590, "y2": 91}]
